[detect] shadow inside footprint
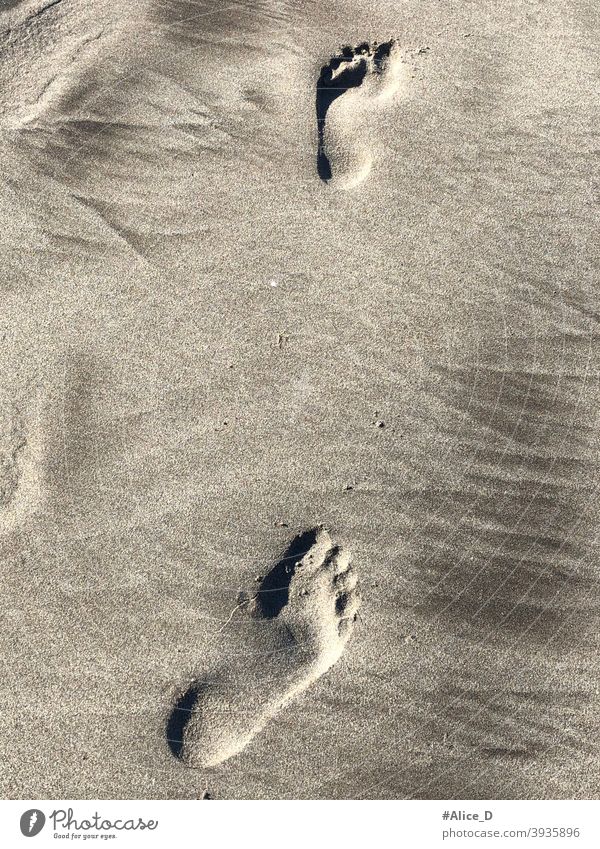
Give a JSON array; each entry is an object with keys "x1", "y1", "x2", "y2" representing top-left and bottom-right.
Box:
[
  {"x1": 316, "y1": 41, "x2": 393, "y2": 182},
  {"x1": 167, "y1": 685, "x2": 203, "y2": 760},
  {"x1": 251, "y1": 527, "x2": 320, "y2": 618}
]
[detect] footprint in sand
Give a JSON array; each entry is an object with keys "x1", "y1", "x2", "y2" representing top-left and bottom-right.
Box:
[
  {"x1": 316, "y1": 40, "x2": 407, "y2": 190},
  {"x1": 167, "y1": 527, "x2": 360, "y2": 768}
]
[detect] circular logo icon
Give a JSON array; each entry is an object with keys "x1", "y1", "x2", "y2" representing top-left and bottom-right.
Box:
[{"x1": 20, "y1": 810, "x2": 46, "y2": 837}]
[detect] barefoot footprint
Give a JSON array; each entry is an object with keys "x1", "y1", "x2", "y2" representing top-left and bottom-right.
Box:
[
  {"x1": 167, "y1": 528, "x2": 360, "y2": 768},
  {"x1": 316, "y1": 40, "x2": 406, "y2": 190}
]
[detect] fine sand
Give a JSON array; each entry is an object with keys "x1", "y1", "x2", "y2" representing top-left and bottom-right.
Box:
[{"x1": 0, "y1": 0, "x2": 598, "y2": 799}]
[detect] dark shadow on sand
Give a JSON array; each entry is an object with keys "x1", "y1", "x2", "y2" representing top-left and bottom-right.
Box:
[
  {"x1": 167, "y1": 686, "x2": 202, "y2": 760},
  {"x1": 252, "y1": 527, "x2": 321, "y2": 618}
]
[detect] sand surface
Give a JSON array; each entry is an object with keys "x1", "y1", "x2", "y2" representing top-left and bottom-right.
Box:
[{"x1": 0, "y1": 0, "x2": 598, "y2": 799}]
